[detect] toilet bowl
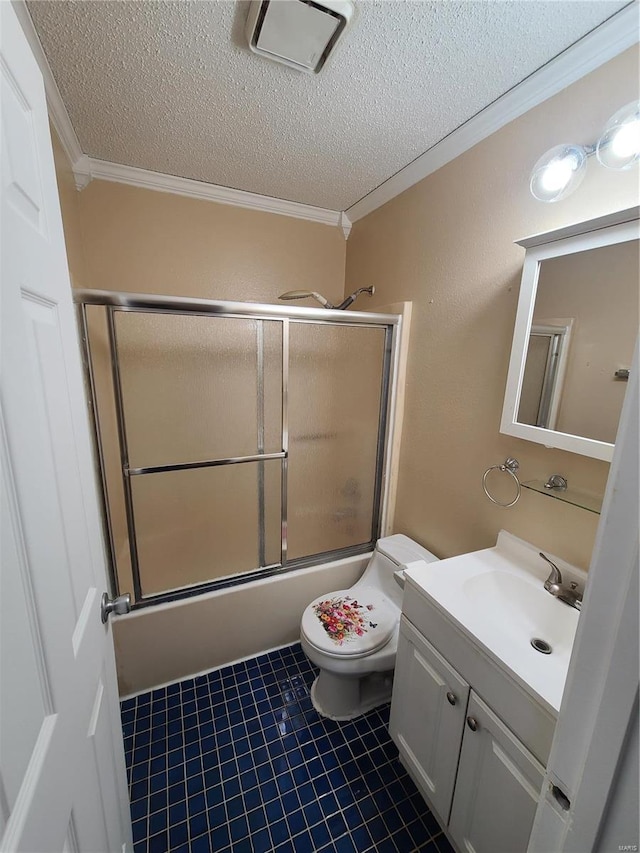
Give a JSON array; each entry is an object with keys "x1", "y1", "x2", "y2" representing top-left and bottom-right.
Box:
[{"x1": 300, "y1": 534, "x2": 439, "y2": 720}]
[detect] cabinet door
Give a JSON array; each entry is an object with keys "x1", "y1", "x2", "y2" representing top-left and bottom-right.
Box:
[
  {"x1": 390, "y1": 616, "x2": 470, "y2": 822},
  {"x1": 449, "y1": 691, "x2": 545, "y2": 853}
]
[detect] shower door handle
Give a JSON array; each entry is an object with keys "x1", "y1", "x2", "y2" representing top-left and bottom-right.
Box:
[{"x1": 101, "y1": 592, "x2": 131, "y2": 623}]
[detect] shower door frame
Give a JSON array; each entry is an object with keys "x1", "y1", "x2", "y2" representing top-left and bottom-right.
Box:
[{"x1": 75, "y1": 289, "x2": 402, "y2": 609}]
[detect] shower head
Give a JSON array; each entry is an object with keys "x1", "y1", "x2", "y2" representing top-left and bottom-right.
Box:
[
  {"x1": 278, "y1": 290, "x2": 334, "y2": 308},
  {"x1": 278, "y1": 286, "x2": 375, "y2": 311}
]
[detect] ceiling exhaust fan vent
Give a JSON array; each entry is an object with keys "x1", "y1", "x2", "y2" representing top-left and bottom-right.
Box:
[{"x1": 245, "y1": 0, "x2": 353, "y2": 74}]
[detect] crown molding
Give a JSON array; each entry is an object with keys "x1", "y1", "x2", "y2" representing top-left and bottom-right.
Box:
[
  {"x1": 72, "y1": 154, "x2": 92, "y2": 191},
  {"x1": 15, "y1": 0, "x2": 636, "y2": 235},
  {"x1": 340, "y1": 212, "x2": 352, "y2": 240},
  {"x1": 82, "y1": 158, "x2": 344, "y2": 229},
  {"x1": 13, "y1": 0, "x2": 345, "y2": 233},
  {"x1": 346, "y1": 2, "x2": 640, "y2": 223},
  {"x1": 11, "y1": 0, "x2": 85, "y2": 175}
]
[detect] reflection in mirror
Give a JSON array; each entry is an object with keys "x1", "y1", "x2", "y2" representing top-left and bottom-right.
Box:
[
  {"x1": 518, "y1": 242, "x2": 638, "y2": 444},
  {"x1": 519, "y1": 322, "x2": 571, "y2": 429},
  {"x1": 501, "y1": 208, "x2": 639, "y2": 462}
]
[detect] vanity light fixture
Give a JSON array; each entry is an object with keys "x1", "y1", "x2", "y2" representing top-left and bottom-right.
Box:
[
  {"x1": 596, "y1": 101, "x2": 640, "y2": 170},
  {"x1": 530, "y1": 100, "x2": 640, "y2": 202},
  {"x1": 530, "y1": 144, "x2": 588, "y2": 203}
]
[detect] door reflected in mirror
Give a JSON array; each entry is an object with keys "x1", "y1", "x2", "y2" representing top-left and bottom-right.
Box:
[
  {"x1": 517, "y1": 241, "x2": 638, "y2": 444},
  {"x1": 519, "y1": 322, "x2": 571, "y2": 430}
]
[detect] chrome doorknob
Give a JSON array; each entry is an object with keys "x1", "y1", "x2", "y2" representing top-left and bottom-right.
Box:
[{"x1": 101, "y1": 592, "x2": 131, "y2": 624}]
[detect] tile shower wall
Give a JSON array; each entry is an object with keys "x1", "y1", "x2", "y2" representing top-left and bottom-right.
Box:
[{"x1": 121, "y1": 644, "x2": 454, "y2": 853}]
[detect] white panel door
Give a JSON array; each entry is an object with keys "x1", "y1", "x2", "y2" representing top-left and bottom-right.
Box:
[
  {"x1": 449, "y1": 691, "x2": 545, "y2": 853},
  {"x1": 389, "y1": 616, "x2": 469, "y2": 823},
  {"x1": 0, "y1": 4, "x2": 132, "y2": 852}
]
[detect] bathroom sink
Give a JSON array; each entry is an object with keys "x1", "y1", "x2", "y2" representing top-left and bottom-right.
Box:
[
  {"x1": 462, "y1": 571, "x2": 578, "y2": 652},
  {"x1": 403, "y1": 530, "x2": 585, "y2": 713}
]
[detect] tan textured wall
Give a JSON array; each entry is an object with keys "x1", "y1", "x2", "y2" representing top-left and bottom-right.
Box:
[
  {"x1": 532, "y1": 241, "x2": 638, "y2": 444},
  {"x1": 76, "y1": 179, "x2": 346, "y2": 303},
  {"x1": 345, "y1": 48, "x2": 640, "y2": 571},
  {"x1": 50, "y1": 124, "x2": 87, "y2": 287}
]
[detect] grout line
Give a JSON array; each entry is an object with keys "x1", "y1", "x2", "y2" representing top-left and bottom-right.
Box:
[{"x1": 123, "y1": 643, "x2": 451, "y2": 853}]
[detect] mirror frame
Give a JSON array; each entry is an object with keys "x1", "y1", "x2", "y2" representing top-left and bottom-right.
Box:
[{"x1": 501, "y1": 206, "x2": 639, "y2": 462}]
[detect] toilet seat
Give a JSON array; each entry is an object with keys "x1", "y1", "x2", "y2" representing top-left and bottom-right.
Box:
[{"x1": 301, "y1": 587, "x2": 396, "y2": 659}]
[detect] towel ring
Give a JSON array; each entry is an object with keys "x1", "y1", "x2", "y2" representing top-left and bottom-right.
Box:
[{"x1": 483, "y1": 457, "x2": 521, "y2": 508}]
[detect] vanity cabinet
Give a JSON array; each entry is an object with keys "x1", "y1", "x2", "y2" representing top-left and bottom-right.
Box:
[
  {"x1": 448, "y1": 692, "x2": 545, "y2": 853},
  {"x1": 389, "y1": 617, "x2": 469, "y2": 820},
  {"x1": 391, "y1": 615, "x2": 546, "y2": 853}
]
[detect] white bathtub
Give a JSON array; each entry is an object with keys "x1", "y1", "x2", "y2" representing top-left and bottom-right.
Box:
[{"x1": 113, "y1": 553, "x2": 370, "y2": 697}]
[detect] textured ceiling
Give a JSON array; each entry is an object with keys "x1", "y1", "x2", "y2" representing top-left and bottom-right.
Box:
[{"x1": 29, "y1": 0, "x2": 628, "y2": 211}]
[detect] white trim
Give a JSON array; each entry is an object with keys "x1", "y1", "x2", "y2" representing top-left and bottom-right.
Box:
[
  {"x1": 15, "y1": 0, "x2": 637, "y2": 232},
  {"x1": 72, "y1": 154, "x2": 92, "y2": 191},
  {"x1": 12, "y1": 2, "x2": 346, "y2": 231},
  {"x1": 11, "y1": 0, "x2": 85, "y2": 174},
  {"x1": 340, "y1": 211, "x2": 352, "y2": 239},
  {"x1": 528, "y1": 319, "x2": 573, "y2": 432},
  {"x1": 500, "y1": 214, "x2": 639, "y2": 462},
  {"x1": 517, "y1": 205, "x2": 640, "y2": 248},
  {"x1": 528, "y1": 340, "x2": 639, "y2": 852},
  {"x1": 346, "y1": 3, "x2": 639, "y2": 223},
  {"x1": 84, "y1": 158, "x2": 344, "y2": 229}
]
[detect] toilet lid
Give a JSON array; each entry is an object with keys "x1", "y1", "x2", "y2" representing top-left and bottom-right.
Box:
[{"x1": 301, "y1": 587, "x2": 396, "y2": 657}]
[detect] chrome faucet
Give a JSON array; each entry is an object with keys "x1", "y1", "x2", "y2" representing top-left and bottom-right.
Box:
[{"x1": 539, "y1": 552, "x2": 583, "y2": 611}]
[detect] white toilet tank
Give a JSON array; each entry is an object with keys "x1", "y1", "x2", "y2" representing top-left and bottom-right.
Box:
[{"x1": 355, "y1": 534, "x2": 439, "y2": 606}]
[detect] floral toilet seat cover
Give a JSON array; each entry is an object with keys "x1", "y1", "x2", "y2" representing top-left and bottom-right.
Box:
[{"x1": 302, "y1": 587, "x2": 396, "y2": 657}]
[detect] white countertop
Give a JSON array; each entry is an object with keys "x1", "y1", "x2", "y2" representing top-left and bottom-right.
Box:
[{"x1": 404, "y1": 530, "x2": 585, "y2": 713}]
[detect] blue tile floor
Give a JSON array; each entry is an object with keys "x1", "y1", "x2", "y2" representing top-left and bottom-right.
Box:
[{"x1": 121, "y1": 643, "x2": 454, "y2": 853}]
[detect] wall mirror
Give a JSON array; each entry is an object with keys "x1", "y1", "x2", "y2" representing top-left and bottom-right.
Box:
[{"x1": 501, "y1": 207, "x2": 639, "y2": 462}]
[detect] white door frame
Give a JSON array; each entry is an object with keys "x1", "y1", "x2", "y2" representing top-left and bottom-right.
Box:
[
  {"x1": 1, "y1": 4, "x2": 132, "y2": 850},
  {"x1": 529, "y1": 340, "x2": 639, "y2": 852}
]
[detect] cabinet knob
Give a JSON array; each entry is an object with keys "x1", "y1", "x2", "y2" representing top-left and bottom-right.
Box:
[
  {"x1": 466, "y1": 716, "x2": 478, "y2": 732},
  {"x1": 446, "y1": 691, "x2": 456, "y2": 706}
]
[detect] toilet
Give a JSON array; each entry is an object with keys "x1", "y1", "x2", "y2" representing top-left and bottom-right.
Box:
[{"x1": 300, "y1": 534, "x2": 439, "y2": 720}]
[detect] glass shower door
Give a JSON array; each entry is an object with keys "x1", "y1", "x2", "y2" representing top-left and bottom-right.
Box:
[
  {"x1": 80, "y1": 295, "x2": 396, "y2": 607},
  {"x1": 112, "y1": 311, "x2": 283, "y2": 598},
  {"x1": 286, "y1": 322, "x2": 388, "y2": 560}
]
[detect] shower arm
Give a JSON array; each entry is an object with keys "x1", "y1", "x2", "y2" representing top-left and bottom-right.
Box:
[
  {"x1": 278, "y1": 286, "x2": 375, "y2": 310},
  {"x1": 335, "y1": 287, "x2": 375, "y2": 310}
]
